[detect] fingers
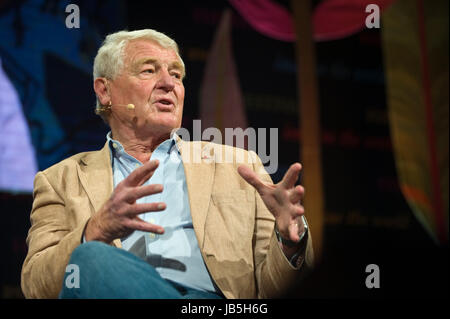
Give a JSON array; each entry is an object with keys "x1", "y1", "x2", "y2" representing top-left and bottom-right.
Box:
[
  {"x1": 289, "y1": 185, "x2": 304, "y2": 203},
  {"x1": 124, "y1": 216, "x2": 165, "y2": 234},
  {"x1": 123, "y1": 184, "x2": 164, "y2": 203},
  {"x1": 288, "y1": 221, "x2": 300, "y2": 242},
  {"x1": 124, "y1": 159, "x2": 159, "y2": 187},
  {"x1": 237, "y1": 165, "x2": 267, "y2": 194},
  {"x1": 281, "y1": 163, "x2": 302, "y2": 189},
  {"x1": 293, "y1": 204, "x2": 305, "y2": 217},
  {"x1": 126, "y1": 201, "x2": 166, "y2": 217},
  {"x1": 277, "y1": 215, "x2": 304, "y2": 243}
]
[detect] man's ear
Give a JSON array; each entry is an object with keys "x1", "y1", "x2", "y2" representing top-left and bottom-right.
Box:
[{"x1": 93, "y1": 78, "x2": 110, "y2": 105}]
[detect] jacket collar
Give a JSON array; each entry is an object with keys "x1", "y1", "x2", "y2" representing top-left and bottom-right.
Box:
[
  {"x1": 77, "y1": 141, "x2": 119, "y2": 246},
  {"x1": 78, "y1": 141, "x2": 113, "y2": 213}
]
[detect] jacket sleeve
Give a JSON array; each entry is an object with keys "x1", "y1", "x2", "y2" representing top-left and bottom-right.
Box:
[
  {"x1": 250, "y1": 151, "x2": 315, "y2": 298},
  {"x1": 21, "y1": 171, "x2": 89, "y2": 298}
]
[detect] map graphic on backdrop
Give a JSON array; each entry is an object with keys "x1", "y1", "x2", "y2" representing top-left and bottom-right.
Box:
[
  {"x1": 0, "y1": 0, "x2": 124, "y2": 191},
  {"x1": 0, "y1": 58, "x2": 37, "y2": 192}
]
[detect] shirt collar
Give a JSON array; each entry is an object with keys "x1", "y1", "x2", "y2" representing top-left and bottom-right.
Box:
[{"x1": 106, "y1": 131, "x2": 180, "y2": 158}]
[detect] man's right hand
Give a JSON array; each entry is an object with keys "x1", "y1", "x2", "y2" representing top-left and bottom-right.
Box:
[{"x1": 84, "y1": 159, "x2": 165, "y2": 243}]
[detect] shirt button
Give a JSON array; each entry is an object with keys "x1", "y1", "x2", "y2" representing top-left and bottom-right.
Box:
[
  {"x1": 149, "y1": 219, "x2": 155, "y2": 224},
  {"x1": 134, "y1": 163, "x2": 140, "y2": 168},
  {"x1": 112, "y1": 143, "x2": 118, "y2": 149},
  {"x1": 149, "y1": 233, "x2": 155, "y2": 239}
]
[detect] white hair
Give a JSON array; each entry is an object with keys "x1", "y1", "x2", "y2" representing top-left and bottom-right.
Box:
[{"x1": 93, "y1": 29, "x2": 185, "y2": 118}]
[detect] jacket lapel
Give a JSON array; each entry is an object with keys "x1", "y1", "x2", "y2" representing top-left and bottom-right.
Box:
[
  {"x1": 179, "y1": 140, "x2": 215, "y2": 249},
  {"x1": 76, "y1": 139, "x2": 216, "y2": 249},
  {"x1": 77, "y1": 142, "x2": 121, "y2": 247}
]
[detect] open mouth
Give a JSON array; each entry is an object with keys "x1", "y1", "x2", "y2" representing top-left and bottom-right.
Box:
[
  {"x1": 159, "y1": 99, "x2": 172, "y2": 105},
  {"x1": 153, "y1": 98, "x2": 175, "y2": 111}
]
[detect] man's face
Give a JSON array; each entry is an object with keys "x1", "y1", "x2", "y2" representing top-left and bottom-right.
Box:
[{"x1": 108, "y1": 39, "x2": 185, "y2": 136}]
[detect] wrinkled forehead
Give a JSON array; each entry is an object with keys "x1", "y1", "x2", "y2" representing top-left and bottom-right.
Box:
[{"x1": 123, "y1": 39, "x2": 184, "y2": 74}]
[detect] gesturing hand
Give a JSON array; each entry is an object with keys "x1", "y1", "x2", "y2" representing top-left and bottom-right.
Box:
[
  {"x1": 85, "y1": 159, "x2": 166, "y2": 243},
  {"x1": 237, "y1": 163, "x2": 305, "y2": 244}
]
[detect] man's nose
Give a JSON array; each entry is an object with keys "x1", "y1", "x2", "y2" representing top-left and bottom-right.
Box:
[{"x1": 155, "y1": 69, "x2": 175, "y2": 92}]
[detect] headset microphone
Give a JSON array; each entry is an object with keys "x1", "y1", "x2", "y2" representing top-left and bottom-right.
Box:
[
  {"x1": 114, "y1": 103, "x2": 135, "y2": 110},
  {"x1": 95, "y1": 103, "x2": 135, "y2": 114}
]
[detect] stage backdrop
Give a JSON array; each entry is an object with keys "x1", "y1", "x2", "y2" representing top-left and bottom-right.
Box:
[{"x1": 0, "y1": 0, "x2": 447, "y2": 298}]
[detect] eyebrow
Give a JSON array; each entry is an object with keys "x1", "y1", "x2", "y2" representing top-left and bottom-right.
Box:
[
  {"x1": 133, "y1": 58, "x2": 185, "y2": 77},
  {"x1": 135, "y1": 58, "x2": 157, "y2": 66}
]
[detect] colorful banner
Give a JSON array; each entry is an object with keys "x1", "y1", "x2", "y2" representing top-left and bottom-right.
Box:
[{"x1": 382, "y1": 0, "x2": 449, "y2": 243}]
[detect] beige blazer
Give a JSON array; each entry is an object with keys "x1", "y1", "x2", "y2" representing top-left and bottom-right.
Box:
[{"x1": 21, "y1": 140, "x2": 314, "y2": 299}]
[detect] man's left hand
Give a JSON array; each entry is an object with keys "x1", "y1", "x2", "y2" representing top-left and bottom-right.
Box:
[{"x1": 237, "y1": 163, "x2": 305, "y2": 245}]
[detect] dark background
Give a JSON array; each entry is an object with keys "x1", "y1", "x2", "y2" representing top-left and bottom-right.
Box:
[{"x1": 0, "y1": 0, "x2": 448, "y2": 299}]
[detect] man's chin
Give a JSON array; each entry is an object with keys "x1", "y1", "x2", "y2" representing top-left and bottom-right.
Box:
[{"x1": 144, "y1": 121, "x2": 180, "y2": 137}]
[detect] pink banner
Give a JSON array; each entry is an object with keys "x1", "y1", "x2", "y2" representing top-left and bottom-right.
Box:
[
  {"x1": 229, "y1": 0, "x2": 296, "y2": 42},
  {"x1": 229, "y1": 0, "x2": 396, "y2": 42},
  {"x1": 313, "y1": 0, "x2": 396, "y2": 41}
]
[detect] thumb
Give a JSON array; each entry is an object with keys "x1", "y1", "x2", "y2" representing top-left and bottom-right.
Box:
[{"x1": 237, "y1": 165, "x2": 266, "y2": 194}]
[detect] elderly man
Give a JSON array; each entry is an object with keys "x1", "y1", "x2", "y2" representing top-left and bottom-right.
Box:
[{"x1": 21, "y1": 29, "x2": 313, "y2": 299}]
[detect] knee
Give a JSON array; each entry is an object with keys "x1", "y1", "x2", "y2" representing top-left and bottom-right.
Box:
[{"x1": 69, "y1": 241, "x2": 112, "y2": 266}]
